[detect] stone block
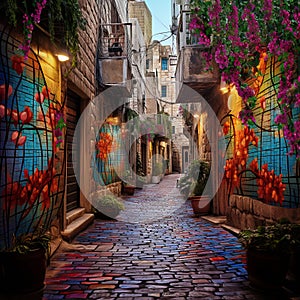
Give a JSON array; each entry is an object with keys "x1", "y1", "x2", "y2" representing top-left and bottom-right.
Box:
[
  {"x1": 236, "y1": 196, "x2": 244, "y2": 211},
  {"x1": 246, "y1": 213, "x2": 255, "y2": 229},
  {"x1": 243, "y1": 197, "x2": 253, "y2": 213},
  {"x1": 253, "y1": 216, "x2": 266, "y2": 227},
  {"x1": 229, "y1": 195, "x2": 236, "y2": 208},
  {"x1": 260, "y1": 202, "x2": 272, "y2": 220},
  {"x1": 226, "y1": 208, "x2": 233, "y2": 225},
  {"x1": 233, "y1": 209, "x2": 241, "y2": 229},
  {"x1": 252, "y1": 199, "x2": 264, "y2": 217},
  {"x1": 240, "y1": 212, "x2": 247, "y2": 230}
]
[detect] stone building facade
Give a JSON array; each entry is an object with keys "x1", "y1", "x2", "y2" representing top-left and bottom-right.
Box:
[
  {"x1": 145, "y1": 41, "x2": 189, "y2": 174},
  {"x1": 173, "y1": 0, "x2": 228, "y2": 214},
  {"x1": 128, "y1": 0, "x2": 152, "y2": 46}
]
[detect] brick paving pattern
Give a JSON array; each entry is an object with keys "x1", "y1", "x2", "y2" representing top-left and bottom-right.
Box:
[{"x1": 44, "y1": 174, "x2": 291, "y2": 299}]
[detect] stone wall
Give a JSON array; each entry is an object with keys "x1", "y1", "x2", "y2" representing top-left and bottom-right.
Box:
[
  {"x1": 91, "y1": 182, "x2": 122, "y2": 199},
  {"x1": 227, "y1": 195, "x2": 300, "y2": 230},
  {"x1": 62, "y1": 0, "x2": 99, "y2": 99},
  {"x1": 128, "y1": 1, "x2": 152, "y2": 46}
]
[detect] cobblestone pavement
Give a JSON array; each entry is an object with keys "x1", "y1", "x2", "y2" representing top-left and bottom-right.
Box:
[{"x1": 44, "y1": 174, "x2": 291, "y2": 300}]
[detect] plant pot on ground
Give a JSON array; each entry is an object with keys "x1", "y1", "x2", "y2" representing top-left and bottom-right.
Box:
[
  {"x1": 123, "y1": 183, "x2": 135, "y2": 195},
  {"x1": 178, "y1": 160, "x2": 211, "y2": 215},
  {"x1": 92, "y1": 194, "x2": 125, "y2": 219},
  {"x1": 238, "y1": 220, "x2": 300, "y2": 290},
  {"x1": 0, "y1": 233, "x2": 51, "y2": 300},
  {"x1": 152, "y1": 162, "x2": 163, "y2": 184},
  {"x1": 286, "y1": 224, "x2": 300, "y2": 282},
  {"x1": 189, "y1": 195, "x2": 211, "y2": 215}
]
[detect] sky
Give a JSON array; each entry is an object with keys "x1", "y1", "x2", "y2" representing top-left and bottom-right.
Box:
[{"x1": 144, "y1": 0, "x2": 172, "y2": 46}]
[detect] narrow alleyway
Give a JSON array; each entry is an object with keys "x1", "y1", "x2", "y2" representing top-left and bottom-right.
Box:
[{"x1": 44, "y1": 175, "x2": 289, "y2": 300}]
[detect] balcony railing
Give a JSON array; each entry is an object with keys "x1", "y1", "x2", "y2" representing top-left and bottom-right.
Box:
[
  {"x1": 176, "y1": 45, "x2": 219, "y2": 93},
  {"x1": 98, "y1": 23, "x2": 132, "y2": 88}
]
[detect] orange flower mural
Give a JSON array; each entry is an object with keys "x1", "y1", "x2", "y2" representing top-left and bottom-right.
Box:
[
  {"x1": 260, "y1": 96, "x2": 266, "y2": 111},
  {"x1": 224, "y1": 125, "x2": 285, "y2": 204},
  {"x1": 257, "y1": 164, "x2": 286, "y2": 205},
  {"x1": 223, "y1": 121, "x2": 230, "y2": 135},
  {"x1": 96, "y1": 132, "x2": 113, "y2": 160}
]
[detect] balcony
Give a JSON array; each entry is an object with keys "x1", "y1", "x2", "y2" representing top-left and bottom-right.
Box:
[
  {"x1": 98, "y1": 23, "x2": 132, "y2": 91},
  {"x1": 175, "y1": 45, "x2": 219, "y2": 95}
]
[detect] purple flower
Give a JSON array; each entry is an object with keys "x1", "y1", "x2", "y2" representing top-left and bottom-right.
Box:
[
  {"x1": 54, "y1": 128, "x2": 62, "y2": 137},
  {"x1": 215, "y1": 44, "x2": 229, "y2": 70},
  {"x1": 238, "y1": 108, "x2": 256, "y2": 126},
  {"x1": 274, "y1": 113, "x2": 288, "y2": 125},
  {"x1": 263, "y1": 0, "x2": 273, "y2": 21}
]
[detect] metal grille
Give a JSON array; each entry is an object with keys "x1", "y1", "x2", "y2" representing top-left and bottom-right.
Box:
[{"x1": 224, "y1": 57, "x2": 300, "y2": 208}]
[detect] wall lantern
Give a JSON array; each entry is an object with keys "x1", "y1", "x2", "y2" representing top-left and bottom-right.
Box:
[
  {"x1": 220, "y1": 79, "x2": 231, "y2": 94},
  {"x1": 55, "y1": 50, "x2": 70, "y2": 62}
]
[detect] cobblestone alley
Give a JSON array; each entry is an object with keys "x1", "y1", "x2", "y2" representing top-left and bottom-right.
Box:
[{"x1": 44, "y1": 175, "x2": 292, "y2": 300}]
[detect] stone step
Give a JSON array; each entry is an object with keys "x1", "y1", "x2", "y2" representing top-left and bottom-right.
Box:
[
  {"x1": 61, "y1": 213, "x2": 94, "y2": 242},
  {"x1": 201, "y1": 215, "x2": 227, "y2": 224},
  {"x1": 222, "y1": 224, "x2": 241, "y2": 237},
  {"x1": 66, "y1": 207, "x2": 86, "y2": 226}
]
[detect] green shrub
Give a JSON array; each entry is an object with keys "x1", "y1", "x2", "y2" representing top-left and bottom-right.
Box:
[
  {"x1": 93, "y1": 195, "x2": 124, "y2": 218},
  {"x1": 178, "y1": 160, "x2": 210, "y2": 197}
]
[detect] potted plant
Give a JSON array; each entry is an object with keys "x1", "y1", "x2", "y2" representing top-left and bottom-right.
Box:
[
  {"x1": 135, "y1": 152, "x2": 146, "y2": 188},
  {"x1": 121, "y1": 170, "x2": 136, "y2": 195},
  {"x1": 0, "y1": 231, "x2": 51, "y2": 299},
  {"x1": 92, "y1": 195, "x2": 125, "y2": 219},
  {"x1": 178, "y1": 160, "x2": 211, "y2": 215},
  {"x1": 152, "y1": 162, "x2": 163, "y2": 184},
  {"x1": 283, "y1": 223, "x2": 300, "y2": 283},
  {"x1": 0, "y1": 124, "x2": 65, "y2": 300},
  {"x1": 238, "y1": 220, "x2": 300, "y2": 290}
]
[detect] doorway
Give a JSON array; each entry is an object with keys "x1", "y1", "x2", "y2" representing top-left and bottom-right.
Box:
[
  {"x1": 182, "y1": 146, "x2": 189, "y2": 173},
  {"x1": 66, "y1": 89, "x2": 81, "y2": 211}
]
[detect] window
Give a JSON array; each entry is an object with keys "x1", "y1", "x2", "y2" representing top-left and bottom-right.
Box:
[
  {"x1": 161, "y1": 58, "x2": 168, "y2": 70},
  {"x1": 172, "y1": 126, "x2": 175, "y2": 134},
  {"x1": 185, "y1": 151, "x2": 189, "y2": 163},
  {"x1": 146, "y1": 59, "x2": 149, "y2": 69},
  {"x1": 161, "y1": 85, "x2": 167, "y2": 97}
]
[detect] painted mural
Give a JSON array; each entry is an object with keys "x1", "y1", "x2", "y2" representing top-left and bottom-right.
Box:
[
  {"x1": 223, "y1": 56, "x2": 300, "y2": 208},
  {"x1": 0, "y1": 27, "x2": 65, "y2": 250}
]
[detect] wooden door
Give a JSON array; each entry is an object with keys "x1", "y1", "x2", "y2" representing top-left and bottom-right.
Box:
[{"x1": 66, "y1": 90, "x2": 81, "y2": 211}]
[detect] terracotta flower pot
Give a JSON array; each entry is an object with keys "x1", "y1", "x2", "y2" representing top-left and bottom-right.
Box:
[
  {"x1": 188, "y1": 195, "x2": 211, "y2": 215},
  {"x1": 123, "y1": 185, "x2": 135, "y2": 195}
]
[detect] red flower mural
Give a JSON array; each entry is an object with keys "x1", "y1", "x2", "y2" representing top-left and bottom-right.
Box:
[
  {"x1": 11, "y1": 55, "x2": 25, "y2": 75},
  {"x1": 42, "y1": 85, "x2": 50, "y2": 99},
  {"x1": 19, "y1": 106, "x2": 33, "y2": 124},
  {"x1": 0, "y1": 84, "x2": 13, "y2": 101},
  {"x1": 35, "y1": 92, "x2": 45, "y2": 104},
  {"x1": 3, "y1": 162, "x2": 57, "y2": 215},
  {"x1": 11, "y1": 131, "x2": 27, "y2": 147},
  {"x1": 96, "y1": 132, "x2": 113, "y2": 160}
]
